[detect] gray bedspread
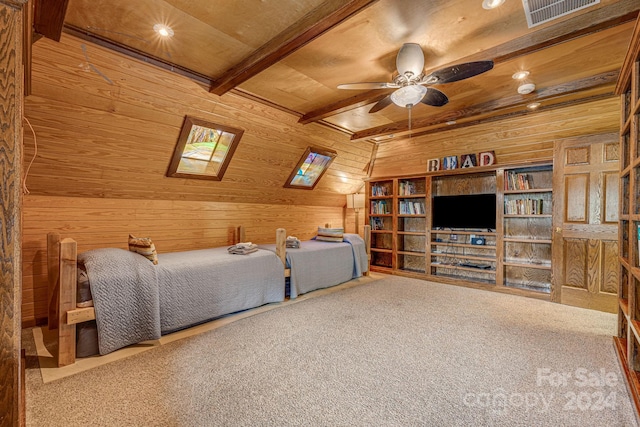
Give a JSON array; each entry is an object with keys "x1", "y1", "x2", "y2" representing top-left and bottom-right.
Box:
[
  {"x1": 80, "y1": 247, "x2": 285, "y2": 354},
  {"x1": 259, "y1": 233, "x2": 368, "y2": 298},
  {"x1": 79, "y1": 248, "x2": 161, "y2": 355},
  {"x1": 158, "y1": 247, "x2": 285, "y2": 333}
]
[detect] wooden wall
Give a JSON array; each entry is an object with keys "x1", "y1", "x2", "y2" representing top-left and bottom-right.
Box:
[
  {"x1": 21, "y1": 33, "x2": 372, "y2": 326},
  {"x1": 371, "y1": 96, "x2": 621, "y2": 177},
  {"x1": 1, "y1": 1, "x2": 24, "y2": 425}
]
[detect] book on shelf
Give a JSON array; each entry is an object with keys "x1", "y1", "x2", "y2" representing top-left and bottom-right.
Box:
[
  {"x1": 399, "y1": 180, "x2": 417, "y2": 196},
  {"x1": 399, "y1": 200, "x2": 425, "y2": 215},
  {"x1": 504, "y1": 198, "x2": 544, "y2": 215},
  {"x1": 370, "y1": 200, "x2": 391, "y2": 214},
  {"x1": 505, "y1": 171, "x2": 533, "y2": 191},
  {"x1": 370, "y1": 217, "x2": 386, "y2": 231},
  {"x1": 371, "y1": 184, "x2": 390, "y2": 197}
]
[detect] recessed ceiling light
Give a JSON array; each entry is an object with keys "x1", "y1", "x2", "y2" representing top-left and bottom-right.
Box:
[
  {"x1": 153, "y1": 24, "x2": 174, "y2": 38},
  {"x1": 512, "y1": 71, "x2": 530, "y2": 80},
  {"x1": 482, "y1": 0, "x2": 505, "y2": 10},
  {"x1": 527, "y1": 102, "x2": 541, "y2": 110}
]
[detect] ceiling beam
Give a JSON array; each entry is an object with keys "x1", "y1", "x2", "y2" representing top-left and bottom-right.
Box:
[
  {"x1": 386, "y1": 92, "x2": 614, "y2": 142},
  {"x1": 350, "y1": 70, "x2": 619, "y2": 141},
  {"x1": 209, "y1": 0, "x2": 379, "y2": 96},
  {"x1": 63, "y1": 25, "x2": 214, "y2": 88},
  {"x1": 299, "y1": 90, "x2": 391, "y2": 124},
  {"x1": 301, "y1": 0, "x2": 639, "y2": 125},
  {"x1": 33, "y1": 0, "x2": 68, "y2": 41}
]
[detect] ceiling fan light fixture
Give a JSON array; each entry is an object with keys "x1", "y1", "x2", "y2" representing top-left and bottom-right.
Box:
[
  {"x1": 517, "y1": 82, "x2": 536, "y2": 94},
  {"x1": 153, "y1": 24, "x2": 174, "y2": 38},
  {"x1": 482, "y1": 0, "x2": 505, "y2": 9},
  {"x1": 396, "y1": 43, "x2": 425, "y2": 76},
  {"x1": 390, "y1": 85, "x2": 428, "y2": 108}
]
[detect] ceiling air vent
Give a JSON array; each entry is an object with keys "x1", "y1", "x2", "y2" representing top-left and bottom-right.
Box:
[{"x1": 522, "y1": 0, "x2": 600, "y2": 28}]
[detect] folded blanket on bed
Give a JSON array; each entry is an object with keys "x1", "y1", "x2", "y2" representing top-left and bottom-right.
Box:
[
  {"x1": 78, "y1": 248, "x2": 161, "y2": 355},
  {"x1": 286, "y1": 236, "x2": 300, "y2": 248},
  {"x1": 227, "y1": 242, "x2": 258, "y2": 255}
]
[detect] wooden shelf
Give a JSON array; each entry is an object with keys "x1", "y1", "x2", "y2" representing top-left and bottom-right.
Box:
[
  {"x1": 398, "y1": 214, "x2": 426, "y2": 218},
  {"x1": 503, "y1": 260, "x2": 552, "y2": 270},
  {"x1": 431, "y1": 263, "x2": 496, "y2": 274},
  {"x1": 432, "y1": 242, "x2": 496, "y2": 250},
  {"x1": 503, "y1": 237, "x2": 552, "y2": 244},
  {"x1": 371, "y1": 230, "x2": 393, "y2": 234},
  {"x1": 431, "y1": 230, "x2": 496, "y2": 236},
  {"x1": 504, "y1": 188, "x2": 552, "y2": 194},
  {"x1": 431, "y1": 253, "x2": 495, "y2": 262},
  {"x1": 370, "y1": 248, "x2": 392, "y2": 253},
  {"x1": 504, "y1": 214, "x2": 552, "y2": 218},
  {"x1": 615, "y1": 20, "x2": 640, "y2": 420},
  {"x1": 397, "y1": 193, "x2": 426, "y2": 198},
  {"x1": 397, "y1": 250, "x2": 425, "y2": 256},
  {"x1": 621, "y1": 298, "x2": 630, "y2": 318},
  {"x1": 397, "y1": 231, "x2": 426, "y2": 236},
  {"x1": 369, "y1": 196, "x2": 392, "y2": 200}
]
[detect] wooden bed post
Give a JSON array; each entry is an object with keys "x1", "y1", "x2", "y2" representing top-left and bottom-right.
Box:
[
  {"x1": 58, "y1": 238, "x2": 77, "y2": 367},
  {"x1": 47, "y1": 233, "x2": 61, "y2": 330},
  {"x1": 237, "y1": 225, "x2": 246, "y2": 244},
  {"x1": 275, "y1": 228, "x2": 286, "y2": 267},
  {"x1": 364, "y1": 225, "x2": 371, "y2": 276}
]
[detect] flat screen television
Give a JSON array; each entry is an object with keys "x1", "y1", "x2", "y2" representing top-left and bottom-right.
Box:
[{"x1": 432, "y1": 193, "x2": 496, "y2": 230}]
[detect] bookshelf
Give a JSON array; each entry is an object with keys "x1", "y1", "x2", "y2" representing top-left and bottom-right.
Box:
[
  {"x1": 502, "y1": 165, "x2": 553, "y2": 293},
  {"x1": 614, "y1": 16, "x2": 640, "y2": 416},
  {"x1": 368, "y1": 179, "x2": 394, "y2": 270},
  {"x1": 366, "y1": 163, "x2": 553, "y2": 299}
]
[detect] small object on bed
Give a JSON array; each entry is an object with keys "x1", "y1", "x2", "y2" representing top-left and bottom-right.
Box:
[
  {"x1": 316, "y1": 227, "x2": 344, "y2": 242},
  {"x1": 286, "y1": 236, "x2": 301, "y2": 248},
  {"x1": 227, "y1": 242, "x2": 258, "y2": 255},
  {"x1": 128, "y1": 234, "x2": 159, "y2": 265}
]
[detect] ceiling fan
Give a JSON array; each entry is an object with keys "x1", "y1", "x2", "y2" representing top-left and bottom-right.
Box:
[{"x1": 337, "y1": 43, "x2": 494, "y2": 113}]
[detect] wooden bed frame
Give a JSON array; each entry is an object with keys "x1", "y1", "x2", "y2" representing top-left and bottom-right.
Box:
[{"x1": 46, "y1": 225, "x2": 371, "y2": 367}]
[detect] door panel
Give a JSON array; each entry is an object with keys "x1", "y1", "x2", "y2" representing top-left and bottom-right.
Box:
[{"x1": 552, "y1": 134, "x2": 619, "y2": 313}]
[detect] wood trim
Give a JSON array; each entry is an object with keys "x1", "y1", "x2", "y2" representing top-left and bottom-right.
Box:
[
  {"x1": 616, "y1": 13, "x2": 640, "y2": 95},
  {"x1": 302, "y1": 1, "x2": 639, "y2": 124},
  {"x1": 22, "y1": 0, "x2": 31, "y2": 95},
  {"x1": 33, "y1": 0, "x2": 67, "y2": 41},
  {"x1": 62, "y1": 25, "x2": 214, "y2": 87},
  {"x1": 47, "y1": 232, "x2": 60, "y2": 329},
  {"x1": 351, "y1": 71, "x2": 619, "y2": 141},
  {"x1": 0, "y1": 2, "x2": 24, "y2": 425},
  {"x1": 57, "y1": 237, "x2": 77, "y2": 366},
  {"x1": 209, "y1": 0, "x2": 379, "y2": 96}
]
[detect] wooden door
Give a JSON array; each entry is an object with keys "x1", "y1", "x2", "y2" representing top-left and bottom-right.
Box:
[{"x1": 551, "y1": 134, "x2": 620, "y2": 312}]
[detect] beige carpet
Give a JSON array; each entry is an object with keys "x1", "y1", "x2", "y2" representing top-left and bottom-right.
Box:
[
  {"x1": 24, "y1": 275, "x2": 637, "y2": 426},
  {"x1": 29, "y1": 274, "x2": 379, "y2": 383}
]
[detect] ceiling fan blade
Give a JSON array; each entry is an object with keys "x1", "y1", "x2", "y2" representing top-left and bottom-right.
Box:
[
  {"x1": 421, "y1": 88, "x2": 449, "y2": 107},
  {"x1": 369, "y1": 95, "x2": 393, "y2": 113},
  {"x1": 424, "y1": 61, "x2": 494, "y2": 84},
  {"x1": 337, "y1": 82, "x2": 398, "y2": 90}
]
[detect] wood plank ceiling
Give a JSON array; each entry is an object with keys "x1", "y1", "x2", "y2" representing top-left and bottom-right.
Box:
[{"x1": 32, "y1": 0, "x2": 639, "y2": 144}]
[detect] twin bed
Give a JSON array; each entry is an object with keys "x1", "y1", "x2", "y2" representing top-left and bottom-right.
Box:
[{"x1": 47, "y1": 226, "x2": 371, "y2": 366}]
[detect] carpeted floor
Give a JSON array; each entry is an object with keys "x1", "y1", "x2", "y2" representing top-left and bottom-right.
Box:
[{"x1": 24, "y1": 275, "x2": 638, "y2": 426}]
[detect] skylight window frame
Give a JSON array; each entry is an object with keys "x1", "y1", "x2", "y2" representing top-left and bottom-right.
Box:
[
  {"x1": 167, "y1": 116, "x2": 243, "y2": 181},
  {"x1": 284, "y1": 146, "x2": 337, "y2": 190}
]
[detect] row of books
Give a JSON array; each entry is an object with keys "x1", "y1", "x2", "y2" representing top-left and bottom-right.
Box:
[
  {"x1": 504, "y1": 198, "x2": 544, "y2": 215},
  {"x1": 370, "y1": 200, "x2": 391, "y2": 214},
  {"x1": 370, "y1": 217, "x2": 388, "y2": 231},
  {"x1": 371, "y1": 184, "x2": 391, "y2": 197},
  {"x1": 398, "y1": 201, "x2": 425, "y2": 215},
  {"x1": 398, "y1": 180, "x2": 421, "y2": 196},
  {"x1": 505, "y1": 171, "x2": 534, "y2": 191}
]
